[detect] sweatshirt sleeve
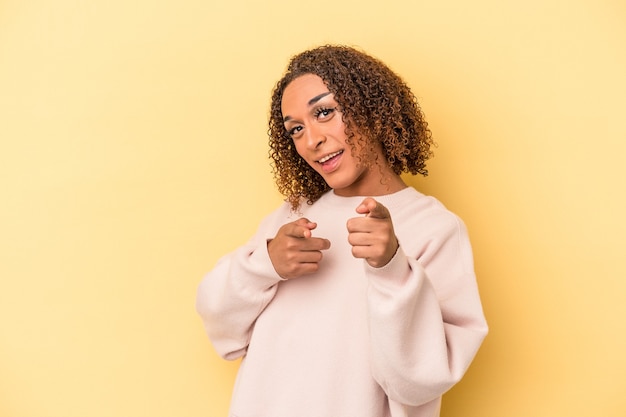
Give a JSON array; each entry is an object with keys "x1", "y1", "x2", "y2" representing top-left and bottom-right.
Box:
[
  {"x1": 366, "y1": 213, "x2": 488, "y2": 407},
  {"x1": 195, "y1": 218, "x2": 285, "y2": 361}
]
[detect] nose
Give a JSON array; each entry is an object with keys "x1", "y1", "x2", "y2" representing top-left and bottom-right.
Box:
[{"x1": 304, "y1": 124, "x2": 325, "y2": 150}]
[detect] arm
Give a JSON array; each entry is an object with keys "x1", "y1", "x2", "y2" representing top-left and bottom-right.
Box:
[
  {"x1": 366, "y1": 245, "x2": 487, "y2": 406},
  {"x1": 196, "y1": 213, "x2": 330, "y2": 360},
  {"x1": 195, "y1": 237, "x2": 283, "y2": 360},
  {"x1": 348, "y1": 198, "x2": 488, "y2": 406}
]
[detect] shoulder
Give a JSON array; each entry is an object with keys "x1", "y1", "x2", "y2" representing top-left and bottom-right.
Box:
[
  {"x1": 391, "y1": 189, "x2": 470, "y2": 254},
  {"x1": 256, "y1": 201, "x2": 298, "y2": 232},
  {"x1": 392, "y1": 188, "x2": 463, "y2": 229}
]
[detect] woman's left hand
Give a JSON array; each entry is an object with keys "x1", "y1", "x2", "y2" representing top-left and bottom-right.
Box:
[{"x1": 347, "y1": 198, "x2": 399, "y2": 268}]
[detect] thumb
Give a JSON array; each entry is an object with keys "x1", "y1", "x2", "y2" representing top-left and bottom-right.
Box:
[{"x1": 291, "y1": 218, "x2": 317, "y2": 238}]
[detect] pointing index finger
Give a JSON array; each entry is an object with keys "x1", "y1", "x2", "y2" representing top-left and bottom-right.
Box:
[
  {"x1": 356, "y1": 198, "x2": 390, "y2": 219},
  {"x1": 289, "y1": 218, "x2": 317, "y2": 238}
]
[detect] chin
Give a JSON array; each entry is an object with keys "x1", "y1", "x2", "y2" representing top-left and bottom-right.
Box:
[{"x1": 323, "y1": 177, "x2": 349, "y2": 190}]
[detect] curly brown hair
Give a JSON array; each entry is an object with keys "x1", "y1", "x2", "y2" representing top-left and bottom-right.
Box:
[{"x1": 268, "y1": 45, "x2": 434, "y2": 210}]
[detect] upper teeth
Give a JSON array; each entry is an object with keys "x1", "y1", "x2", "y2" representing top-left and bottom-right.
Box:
[{"x1": 318, "y1": 151, "x2": 342, "y2": 163}]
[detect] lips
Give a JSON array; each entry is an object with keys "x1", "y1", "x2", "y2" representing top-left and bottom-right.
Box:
[
  {"x1": 316, "y1": 150, "x2": 343, "y2": 173},
  {"x1": 317, "y1": 150, "x2": 343, "y2": 164}
]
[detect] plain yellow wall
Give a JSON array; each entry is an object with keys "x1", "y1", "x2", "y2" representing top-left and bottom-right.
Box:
[{"x1": 1, "y1": 0, "x2": 624, "y2": 416}]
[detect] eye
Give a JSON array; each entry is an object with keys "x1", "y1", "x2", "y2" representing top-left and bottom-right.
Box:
[
  {"x1": 287, "y1": 125, "x2": 303, "y2": 138},
  {"x1": 313, "y1": 107, "x2": 335, "y2": 120}
]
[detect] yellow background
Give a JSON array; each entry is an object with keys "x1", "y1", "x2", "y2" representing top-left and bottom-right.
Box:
[{"x1": 1, "y1": 0, "x2": 624, "y2": 416}]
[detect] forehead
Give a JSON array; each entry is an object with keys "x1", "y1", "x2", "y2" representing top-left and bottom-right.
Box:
[{"x1": 281, "y1": 74, "x2": 330, "y2": 113}]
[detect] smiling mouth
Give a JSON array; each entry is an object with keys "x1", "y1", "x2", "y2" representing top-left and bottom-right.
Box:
[{"x1": 317, "y1": 150, "x2": 343, "y2": 164}]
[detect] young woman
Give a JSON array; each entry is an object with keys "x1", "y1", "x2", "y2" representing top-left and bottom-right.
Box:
[{"x1": 196, "y1": 45, "x2": 488, "y2": 417}]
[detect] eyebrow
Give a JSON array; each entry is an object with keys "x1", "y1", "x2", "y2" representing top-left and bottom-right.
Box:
[
  {"x1": 283, "y1": 91, "x2": 332, "y2": 123},
  {"x1": 308, "y1": 91, "x2": 331, "y2": 106}
]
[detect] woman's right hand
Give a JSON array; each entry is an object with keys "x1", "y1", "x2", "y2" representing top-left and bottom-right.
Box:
[{"x1": 267, "y1": 218, "x2": 331, "y2": 279}]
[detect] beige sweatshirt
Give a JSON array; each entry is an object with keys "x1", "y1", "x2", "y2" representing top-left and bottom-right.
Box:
[{"x1": 196, "y1": 187, "x2": 488, "y2": 417}]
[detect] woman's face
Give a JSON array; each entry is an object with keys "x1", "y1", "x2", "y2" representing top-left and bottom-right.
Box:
[{"x1": 281, "y1": 74, "x2": 392, "y2": 197}]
